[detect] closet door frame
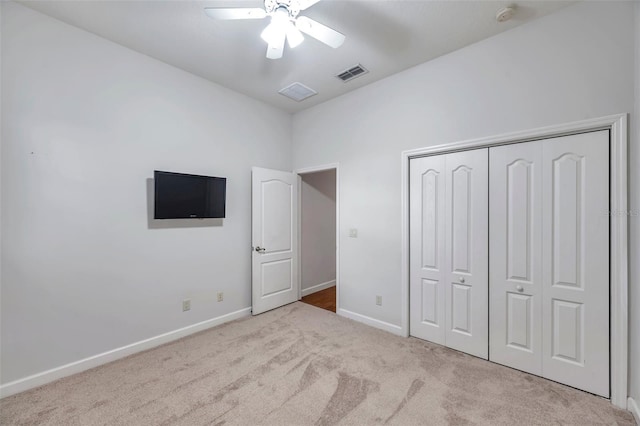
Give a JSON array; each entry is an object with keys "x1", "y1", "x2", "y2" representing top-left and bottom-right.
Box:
[{"x1": 400, "y1": 114, "x2": 628, "y2": 409}]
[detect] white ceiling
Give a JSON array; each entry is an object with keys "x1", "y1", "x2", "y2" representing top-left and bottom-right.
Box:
[{"x1": 20, "y1": 0, "x2": 575, "y2": 113}]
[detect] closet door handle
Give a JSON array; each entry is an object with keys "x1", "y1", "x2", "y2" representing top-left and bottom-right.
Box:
[
  {"x1": 459, "y1": 277, "x2": 465, "y2": 284},
  {"x1": 516, "y1": 285, "x2": 524, "y2": 292}
]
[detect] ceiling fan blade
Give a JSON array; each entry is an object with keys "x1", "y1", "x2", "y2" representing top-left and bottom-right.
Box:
[
  {"x1": 295, "y1": 16, "x2": 345, "y2": 48},
  {"x1": 204, "y1": 8, "x2": 267, "y2": 20},
  {"x1": 298, "y1": 0, "x2": 322, "y2": 11},
  {"x1": 266, "y1": 31, "x2": 286, "y2": 59}
]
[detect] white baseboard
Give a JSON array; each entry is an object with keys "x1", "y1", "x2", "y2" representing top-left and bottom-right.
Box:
[
  {"x1": 301, "y1": 280, "x2": 336, "y2": 297},
  {"x1": 338, "y1": 308, "x2": 403, "y2": 336},
  {"x1": 628, "y1": 397, "x2": 640, "y2": 424},
  {"x1": 0, "y1": 307, "x2": 252, "y2": 399}
]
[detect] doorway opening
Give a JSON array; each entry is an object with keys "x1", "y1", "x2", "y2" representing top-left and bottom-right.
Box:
[{"x1": 297, "y1": 166, "x2": 338, "y2": 313}]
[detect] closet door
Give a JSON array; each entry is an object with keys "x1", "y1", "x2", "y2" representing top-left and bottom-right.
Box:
[
  {"x1": 444, "y1": 149, "x2": 489, "y2": 359},
  {"x1": 409, "y1": 155, "x2": 446, "y2": 344},
  {"x1": 489, "y1": 142, "x2": 543, "y2": 374},
  {"x1": 541, "y1": 130, "x2": 609, "y2": 397}
]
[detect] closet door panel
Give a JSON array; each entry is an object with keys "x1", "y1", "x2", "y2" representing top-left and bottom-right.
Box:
[
  {"x1": 489, "y1": 142, "x2": 543, "y2": 375},
  {"x1": 409, "y1": 155, "x2": 446, "y2": 344},
  {"x1": 541, "y1": 130, "x2": 609, "y2": 397},
  {"x1": 445, "y1": 149, "x2": 489, "y2": 359}
]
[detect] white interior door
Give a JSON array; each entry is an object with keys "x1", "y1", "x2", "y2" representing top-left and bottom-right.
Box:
[
  {"x1": 541, "y1": 131, "x2": 609, "y2": 397},
  {"x1": 409, "y1": 149, "x2": 488, "y2": 358},
  {"x1": 409, "y1": 155, "x2": 446, "y2": 344},
  {"x1": 489, "y1": 131, "x2": 610, "y2": 396},
  {"x1": 489, "y1": 141, "x2": 543, "y2": 375},
  {"x1": 444, "y1": 149, "x2": 489, "y2": 359},
  {"x1": 252, "y1": 167, "x2": 298, "y2": 315}
]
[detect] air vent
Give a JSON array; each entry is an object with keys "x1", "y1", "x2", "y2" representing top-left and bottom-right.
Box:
[
  {"x1": 278, "y1": 82, "x2": 317, "y2": 102},
  {"x1": 336, "y1": 64, "x2": 368, "y2": 82}
]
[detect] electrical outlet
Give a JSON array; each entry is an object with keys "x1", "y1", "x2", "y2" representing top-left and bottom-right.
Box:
[
  {"x1": 182, "y1": 299, "x2": 191, "y2": 312},
  {"x1": 376, "y1": 295, "x2": 382, "y2": 306},
  {"x1": 217, "y1": 292, "x2": 224, "y2": 302}
]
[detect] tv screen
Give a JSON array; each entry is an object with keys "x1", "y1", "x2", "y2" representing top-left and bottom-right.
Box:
[{"x1": 154, "y1": 171, "x2": 226, "y2": 219}]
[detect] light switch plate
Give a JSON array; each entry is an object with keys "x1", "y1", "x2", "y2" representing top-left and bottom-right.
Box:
[{"x1": 349, "y1": 228, "x2": 358, "y2": 238}]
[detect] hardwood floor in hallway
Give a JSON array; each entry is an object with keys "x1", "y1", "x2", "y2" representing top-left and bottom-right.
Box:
[{"x1": 300, "y1": 286, "x2": 336, "y2": 313}]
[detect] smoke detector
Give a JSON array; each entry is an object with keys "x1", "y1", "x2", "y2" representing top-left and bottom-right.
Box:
[{"x1": 496, "y1": 6, "x2": 515, "y2": 22}]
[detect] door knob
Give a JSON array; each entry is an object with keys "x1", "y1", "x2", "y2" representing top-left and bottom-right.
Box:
[
  {"x1": 516, "y1": 285, "x2": 524, "y2": 292},
  {"x1": 255, "y1": 246, "x2": 266, "y2": 253},
  {"x1": 459, "y1": 277, "x2": 465, "y2": 283}
]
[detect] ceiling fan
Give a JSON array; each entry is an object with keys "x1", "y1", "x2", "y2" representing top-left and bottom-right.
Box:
[{"x1": 204, "y1": 0, "x2": 346, "y2": 59}]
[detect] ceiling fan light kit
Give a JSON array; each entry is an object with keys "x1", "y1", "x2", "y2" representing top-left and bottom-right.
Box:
[
  {"x1": 285, "y1": 24, "x2": 304, "y2": 48},
  {"x1": 260, "y1": 6, "x2": 304, "y2": 49},
  {"x1": 205, "y1": 0, "x2": 345, "y2": 59}
]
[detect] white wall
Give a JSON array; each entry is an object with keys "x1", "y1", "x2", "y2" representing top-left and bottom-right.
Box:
[
  {"x1": 0, "y1": 2, "x2": 4, "y2": 381},
  {"x1": 0, "y1": 2, "x2": 291, "y2": 384},
  {"x1": 293, "y1": 0, "x2": 636, "y2": 343},
  {"x1": 300, "y1": 170, "x2": 336, "y2": 294},
  {"x1": 629, "y1": 0, "x2": 640, "y2": 412}
]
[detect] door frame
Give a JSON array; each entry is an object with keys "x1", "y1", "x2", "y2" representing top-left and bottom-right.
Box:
[
  {"x1": 295, "y1": 163, "x2": 340, "y2": 312},
  {"x1": 400, "y1": 114, "x2": 629, "y2": 408}
]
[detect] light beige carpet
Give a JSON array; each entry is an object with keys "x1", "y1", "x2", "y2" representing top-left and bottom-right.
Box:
[{"x1": 0, "y1": 302, "x2": 635, "y2": 425}]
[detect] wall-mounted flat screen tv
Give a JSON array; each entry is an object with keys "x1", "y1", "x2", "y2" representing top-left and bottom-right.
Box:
[{"x1": 154, "y1": 170, "x2": 226, "y2": 219}]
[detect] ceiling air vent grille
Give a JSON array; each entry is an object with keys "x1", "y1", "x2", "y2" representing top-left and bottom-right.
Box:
[
  {"x1": 278, "y1": 82, "x2": 317, "y2": 102},
  {"x1": 336, "y1": 64, "x2": 368, "y2": 82}
]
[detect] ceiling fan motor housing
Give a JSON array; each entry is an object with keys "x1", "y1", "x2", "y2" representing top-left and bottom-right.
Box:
[{"x1": 265, "y1": 0, "x2": 301, "y2": 19}]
